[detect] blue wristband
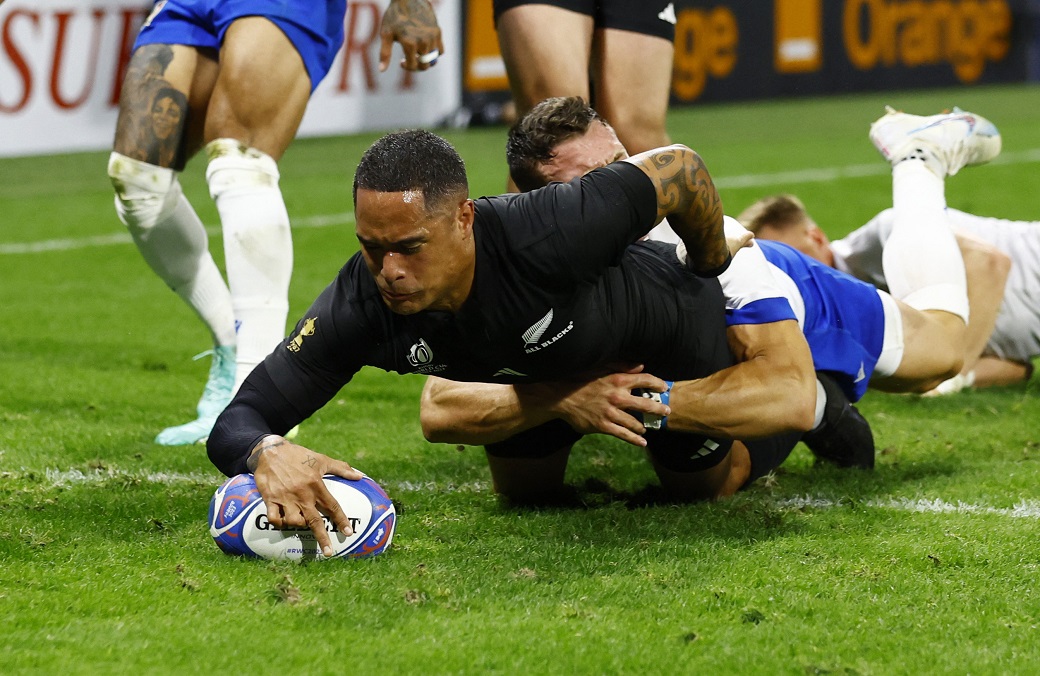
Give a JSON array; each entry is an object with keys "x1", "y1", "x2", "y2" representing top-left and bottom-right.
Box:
[{"x1": 639, "y1": 380, "x2": 674, "y2": 430}]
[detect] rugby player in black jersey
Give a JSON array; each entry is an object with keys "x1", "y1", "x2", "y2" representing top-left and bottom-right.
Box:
[{"x1": 208, "y1": 130, "x2": 815, "y2": 557}]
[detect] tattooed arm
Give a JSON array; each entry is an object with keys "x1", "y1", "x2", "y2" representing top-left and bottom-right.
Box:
[
  {"x1": 379, "y1": 0, "x2": 444, "y2": 72},
  {"x1": 623, "y1": 145, "x2": 732, "y2": 276}
]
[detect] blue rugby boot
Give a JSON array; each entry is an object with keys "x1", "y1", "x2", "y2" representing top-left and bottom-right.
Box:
[{"x1": 155, "y1": 345, "x2": 235, "y2": 446}]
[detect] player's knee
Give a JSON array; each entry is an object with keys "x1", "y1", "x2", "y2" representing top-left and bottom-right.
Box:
[
  {"x1": 909, "y1": 345, "x2": 965, "y2": 393},
  {"x1": 108, "y1": 152, "x2": 178, "y2": 233},
  {"x1": 205, "y1": 138, "x2": 280, "y2": 200},
  {"x1": 929, "y1": 352, "x2": 965, "y2": 391}
]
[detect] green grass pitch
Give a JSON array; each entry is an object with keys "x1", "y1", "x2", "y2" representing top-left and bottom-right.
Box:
[{"x1": 2, "y1": 83, "x2": 1040, "y2": 674}]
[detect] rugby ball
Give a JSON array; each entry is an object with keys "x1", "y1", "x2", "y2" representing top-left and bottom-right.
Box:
[{"x1": 208, "y1": 473, "x2": 396, "y2": 561}]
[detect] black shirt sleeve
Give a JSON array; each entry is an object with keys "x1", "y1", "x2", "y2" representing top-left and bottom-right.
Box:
[
  {"x1": 206, "y1": 258, "x2": 378, "y2": 476},
  {"x1": 206, "y1": 363, "x2": 292, "y2": 476},
  {"x1": 481, "y1": 162, "x2": 659, "y2": 287}
]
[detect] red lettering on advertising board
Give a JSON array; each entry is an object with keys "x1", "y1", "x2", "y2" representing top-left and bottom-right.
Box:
[
  {"x1": 50, "y1": 9, "x2": 105, "y2": 109},
  {"x1": 0, "y1": 9, "x2": 39, "y2": 113},
  {"x1": 336, "y1": 1, "x2": 420, "y2": 94},
  {"x1": 338, "y1": 2, "x2": 381, "y2": 92},
  {"x1": 1, "y1": 5, "x2": 147, "y2": 114}
]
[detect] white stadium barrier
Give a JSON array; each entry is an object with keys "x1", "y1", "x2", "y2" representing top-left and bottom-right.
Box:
[{"x1": 0, "y1": 0, "x2": 461, "y2": 158}]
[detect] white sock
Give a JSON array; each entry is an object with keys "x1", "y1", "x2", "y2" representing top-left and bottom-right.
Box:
[
  {"x1": 206, "y1": 140, "x2": 293, "y2": 390},
  {"x1": 109, "y1": 152, "x2": 236, "y2": 347},
  {"x1": 881, "y1": 159, "x2": 968, "y2": 322},
  {"x1": 811, "y1": 378, "x2": 827, "y2": 430}
]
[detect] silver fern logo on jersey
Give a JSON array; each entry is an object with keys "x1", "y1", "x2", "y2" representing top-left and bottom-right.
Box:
[
  {"x1": 523, "y1": 309, "x2": 554, "y2": 346},
  {"x1": 522, "y1": 308, "x2": 574, "y2": 354}
]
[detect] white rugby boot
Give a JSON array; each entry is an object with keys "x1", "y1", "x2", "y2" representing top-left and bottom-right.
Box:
[
  {"x1": 869, "y1": 106, "x2": 1001, "y2": 176},
  {"x1": 155, "y1": 345, "x2": 236, "y2": 446}
]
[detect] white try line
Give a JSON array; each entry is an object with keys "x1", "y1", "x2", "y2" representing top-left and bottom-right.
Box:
[
  {"x1": 34, "y1": 468, "x2": 1040, "y2": 518},
  {"x1": 775, "y1": 495, "x2": 1040, "y2": 519},
  {"x1": 39, "y1": 468, "x2": 492, "y2": 494},
  {"x1": 5, "y1": 149, "x2": 1040, "y2": 256}
]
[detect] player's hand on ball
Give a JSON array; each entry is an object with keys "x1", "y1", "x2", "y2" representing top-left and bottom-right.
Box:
[{"x1": 250, "y1": 436, "x2": 363, "y2": 558}]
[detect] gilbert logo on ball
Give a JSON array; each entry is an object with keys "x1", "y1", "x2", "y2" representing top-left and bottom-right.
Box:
[{"x1": 208, "y1": 473, "x2": 396, "y2": 561}]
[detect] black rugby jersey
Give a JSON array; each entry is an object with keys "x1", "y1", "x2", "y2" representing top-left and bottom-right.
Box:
[{"x1": 209, "y1": 163, "x2": 733, "y2": 475}]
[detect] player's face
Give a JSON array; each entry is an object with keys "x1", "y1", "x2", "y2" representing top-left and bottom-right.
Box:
[
  {"x1": 539, "y1": 121, "x2": 628, "y2": 184},
  {"x1": 151, "y1": 95, "x2": 182, "y2": 141},
  {"x1": 355, "y1": 188, "x2": 475, "y2": 315}
]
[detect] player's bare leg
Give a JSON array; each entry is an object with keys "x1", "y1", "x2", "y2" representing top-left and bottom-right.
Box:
[
  {"x1": 496, "y1": 6, "x2": 594, "y2": 117},
  {"x1": 109, "y1": 44, "x2": 238, "y2": 445},
  {"x1": 872, "y1": 301, "x2": 964, "y2": 393},
  {"x1": 496, "y1": 5, "x2": 593, "y2": 191},
  {"x1": 204, "y1": 17, "x2": 312, "y2": 158},
  {"x1": 485, "y1": 447, "x2": 572, "y2": 503},
  {"x1": 591, "y1": 28, "x2": 673, "y2": 154},
  {"x1": 972, "y1": 356, "x2": 1033, "y2": 388},
  {"x1": 648, "y1": 445, "x2": 739, "y2": 501},
  {"x1": 867, "y1": 108, "x2": 1002, "y2": 393}
]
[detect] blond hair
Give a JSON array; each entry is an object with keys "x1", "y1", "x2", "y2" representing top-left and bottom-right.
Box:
[{"x1": 737, "y1": 194, "x2": 810, "y2": 234}]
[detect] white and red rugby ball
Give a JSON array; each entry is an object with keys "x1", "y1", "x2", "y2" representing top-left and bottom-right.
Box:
[{"x1": 208, "y1": 473, "x2": 396, "y2": 561}]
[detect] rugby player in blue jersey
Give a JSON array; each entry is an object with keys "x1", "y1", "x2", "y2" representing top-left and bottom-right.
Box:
[
  {"x1": 420, "y1": 97, "x2": 1004, "y2": 496},
  {"x1": 108, "y1": 0, "x2": 443, "y2": 446}
]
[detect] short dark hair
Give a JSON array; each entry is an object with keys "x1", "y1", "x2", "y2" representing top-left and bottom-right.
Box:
[
  {"x1": 506, "y1": 96, "x2": 605, "y2": 192},
  {"x1": 353, "y1": 129, "x2": 468, "y2": 209},
  {"x1": 736, "y1": 194, "x2": 810, "y2": 234}
]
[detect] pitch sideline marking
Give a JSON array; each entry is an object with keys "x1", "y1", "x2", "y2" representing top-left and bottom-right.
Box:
[
  {"x1": 5, "y1": 149, "x2": 1040, "y2": 255},
  {"x1": 0, "y1": 211, "x2": 354, "y2": 254},
  {"x1": 36, "y1": 468, "x2": 1040, "y2": 518}
]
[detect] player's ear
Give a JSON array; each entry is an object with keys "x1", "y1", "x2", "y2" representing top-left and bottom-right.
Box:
[
  {"x1": 456, "y1": 198, "x2": 475, "y2": 236},
  {"x1": 807, "y1": 222, "x2": 830, "y2": 247}
]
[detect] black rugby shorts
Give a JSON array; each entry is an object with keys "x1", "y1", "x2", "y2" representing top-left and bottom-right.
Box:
[{"x1": 493, "y1": 0, "x2": 677, "y2": 41}]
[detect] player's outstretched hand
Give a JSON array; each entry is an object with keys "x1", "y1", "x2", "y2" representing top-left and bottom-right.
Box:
[
  {"x1": 249, "y1": 436, "x2": 363, "y2": 558},
  {"x1": 379, "y1": 0, "x2": 444, "y2": 72},
  {"x1": 551, "y1": 365, "x2": 671, "y2": 447}
]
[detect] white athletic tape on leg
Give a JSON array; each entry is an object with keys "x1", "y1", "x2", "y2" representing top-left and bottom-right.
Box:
[
  {"x1": 204, "y1": 139, "x2": 279, "y2": 197},
  {"x1": 108, "y1": 152, "x2": 177, "y2": 230}
]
